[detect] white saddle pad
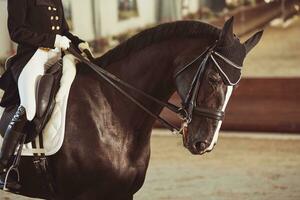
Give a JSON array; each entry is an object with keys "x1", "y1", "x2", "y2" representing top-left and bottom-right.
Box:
[{"x1": 0, "y1": 55, "x2": 76, "y2": 156}]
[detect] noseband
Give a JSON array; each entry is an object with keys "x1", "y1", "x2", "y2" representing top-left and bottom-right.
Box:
[{"x1": 68, "y1": 40, "x2": 241, "y2": 134}]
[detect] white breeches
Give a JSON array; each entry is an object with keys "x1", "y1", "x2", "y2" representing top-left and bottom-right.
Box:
[{"x1": 18, "y1": 48, "x2": 76, "y2": 121}]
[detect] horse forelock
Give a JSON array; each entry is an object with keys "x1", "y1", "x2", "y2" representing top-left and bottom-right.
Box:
[{"x1": 95, "y1": 21, "x2": 221, "y2": 67}]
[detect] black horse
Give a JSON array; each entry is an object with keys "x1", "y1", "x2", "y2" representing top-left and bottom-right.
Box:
[{"x1": 15, "y1": 17, "x2": 262, "y2": 199}]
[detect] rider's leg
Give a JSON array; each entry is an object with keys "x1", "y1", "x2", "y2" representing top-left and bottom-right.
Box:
[
  {"x1": 0, "y1": 49, "x2": 49, "y2": 190},
  {"x1": 18, "y1": 49, "x2": 49, "y2": 121}
]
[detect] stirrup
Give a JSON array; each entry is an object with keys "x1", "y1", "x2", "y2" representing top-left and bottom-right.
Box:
[{"x1": 2, "y1": 135, "x2": 26, "y2": 191}]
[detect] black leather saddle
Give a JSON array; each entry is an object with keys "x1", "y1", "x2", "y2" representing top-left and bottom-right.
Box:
[{"x1": 0, "y1": 60, "x2": 63, "y2": 143}]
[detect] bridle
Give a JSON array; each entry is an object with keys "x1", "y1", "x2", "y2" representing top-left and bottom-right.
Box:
[
  {"x1": 67, "y1": 40, "x2": 242, "y2": 135},
  {"x1": 173, "y1": 41, "x2": 242, "y2": 129},
  {"x1": 175, "y1": 43, "x2": 222, "y2": 126}
]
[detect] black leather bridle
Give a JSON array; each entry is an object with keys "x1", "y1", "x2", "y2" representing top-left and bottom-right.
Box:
[
  {"x1": 173, "y1": 41, "x2": 242, "y2": 128},
  {"x1": 175, "y1": 43, "x2": 222, "y2": 125},
  {"x1": 68, "y1": 41, "x2": 241, "y2": 134}
]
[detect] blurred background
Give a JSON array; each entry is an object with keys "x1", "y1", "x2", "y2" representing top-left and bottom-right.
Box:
[{"x1": 0, "y1": 0, "x2": 300, "y2": 199}]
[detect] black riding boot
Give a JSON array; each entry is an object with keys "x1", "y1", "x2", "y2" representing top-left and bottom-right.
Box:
[{"x1": 0, "y1": 106, "x2": 27, "y2": 191}]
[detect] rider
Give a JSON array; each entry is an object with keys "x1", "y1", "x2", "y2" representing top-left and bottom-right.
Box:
[{"x1": 0, "y1": 0, "x2": 92, "y2": 190}]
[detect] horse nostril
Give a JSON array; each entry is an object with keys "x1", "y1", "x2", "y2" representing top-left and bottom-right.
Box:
[{"x1": 193, "y1": 141, "x2": 207, "y2": 153}]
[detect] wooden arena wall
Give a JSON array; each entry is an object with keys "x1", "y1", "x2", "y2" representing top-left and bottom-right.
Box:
[{"x1": 157, "y1": 78, "x2": 300, "y2": 133}]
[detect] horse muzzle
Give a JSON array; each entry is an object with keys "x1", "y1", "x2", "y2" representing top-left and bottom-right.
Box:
[{"x1": 188, "y1": 139, "x2": 215, "y2": 155}]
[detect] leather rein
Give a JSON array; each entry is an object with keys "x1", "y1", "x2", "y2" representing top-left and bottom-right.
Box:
[{"x1": 67, "y1": 41, "x2": 241, "y2": 134}]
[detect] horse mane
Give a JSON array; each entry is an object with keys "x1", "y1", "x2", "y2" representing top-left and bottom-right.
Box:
[{"x1": 95, "y1": 20, "x2": 221, "y2": 67}]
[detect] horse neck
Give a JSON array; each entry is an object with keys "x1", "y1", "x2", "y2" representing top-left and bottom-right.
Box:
[{"x1": 99, "y1": 37, "x2": 215, "y2": 132}]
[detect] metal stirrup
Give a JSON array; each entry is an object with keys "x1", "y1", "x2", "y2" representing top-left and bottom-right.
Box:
[{"x1": 3, "y1": 135, "x2": 26, "y2": 191}]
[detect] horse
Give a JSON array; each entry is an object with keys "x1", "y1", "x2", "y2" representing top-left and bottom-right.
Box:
[{"x1": 14, "y1": 17, "x2": 262, "y2": 199}]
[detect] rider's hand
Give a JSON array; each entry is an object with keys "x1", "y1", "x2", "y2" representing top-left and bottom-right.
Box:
[
  {"x1": 54, "y1": 34, "x2": 71, "y2": 50},
  {"x1": 78, "y1": 42, "x2": 94, "y2": 59}
]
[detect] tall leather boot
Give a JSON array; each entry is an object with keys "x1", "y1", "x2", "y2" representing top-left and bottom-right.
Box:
[{"x1": 0, "y1": 106, "x2": 27, "y2": 191}]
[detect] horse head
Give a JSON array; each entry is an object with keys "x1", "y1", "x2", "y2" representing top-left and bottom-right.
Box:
[{"x1": 174, "y1": 17, "x2": 263, "y2": 155}]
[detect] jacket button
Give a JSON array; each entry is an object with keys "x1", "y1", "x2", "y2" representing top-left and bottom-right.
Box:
[
  {"x1": 51, "y1": 16, "x2": 54, "y2": 20},
  {"x1": 51, "y1": 26, "x2": 55, "y2": 30},
  {"x1": 53, "y1": 7, "x2": 57, "y2": 11},
  {"x1": 48, "y1": 6, "x2": 52, "y2": 11},
  {"x1": 56, "y1": 26, "x2": 60, "y2": 30},
  {"x1": 55, "y1": 16, "x2": 59, "y2": 20}
]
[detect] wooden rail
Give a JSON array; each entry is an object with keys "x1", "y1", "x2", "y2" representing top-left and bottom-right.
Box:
[{"x1": 223, "y1": 78, "x2": 300, "y2": 133}]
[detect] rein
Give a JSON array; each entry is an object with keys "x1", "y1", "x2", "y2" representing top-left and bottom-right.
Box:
[
  {"x1": 67, "y1": 41, "x2": 241, "y2": 134},
  {"x1": 69, "y1": 46, "x2": 183, "y2": 133}
]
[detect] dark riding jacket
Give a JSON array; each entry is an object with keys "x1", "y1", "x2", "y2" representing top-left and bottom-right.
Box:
[{"x1": 0, "y1": 0, "x2": 84, "y2": 107}]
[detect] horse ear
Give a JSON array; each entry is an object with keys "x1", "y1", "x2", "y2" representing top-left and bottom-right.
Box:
[
  {"x1": 219, "y1": 16, "x2": 234, "y2": 41},
  {"x1": 244, "y1": 30, "x2": 264, "y2": 54}
]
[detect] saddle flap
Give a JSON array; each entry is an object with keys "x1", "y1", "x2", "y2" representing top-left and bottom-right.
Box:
[
  {"x1": 36, "y1": 75, "x2": 55, "y2": 118},
  {"x1": 1, "y1": 57, "x2": 74, "y2": 154}
]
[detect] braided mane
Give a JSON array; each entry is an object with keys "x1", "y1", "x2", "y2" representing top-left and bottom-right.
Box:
[{"x1": 96, "y1": 20, "x2": 221, "y2": 67}]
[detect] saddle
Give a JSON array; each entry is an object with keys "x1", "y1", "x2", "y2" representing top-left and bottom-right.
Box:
[{"x1": 0, "y1": 60, "x2": 63, "y2": 144}]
